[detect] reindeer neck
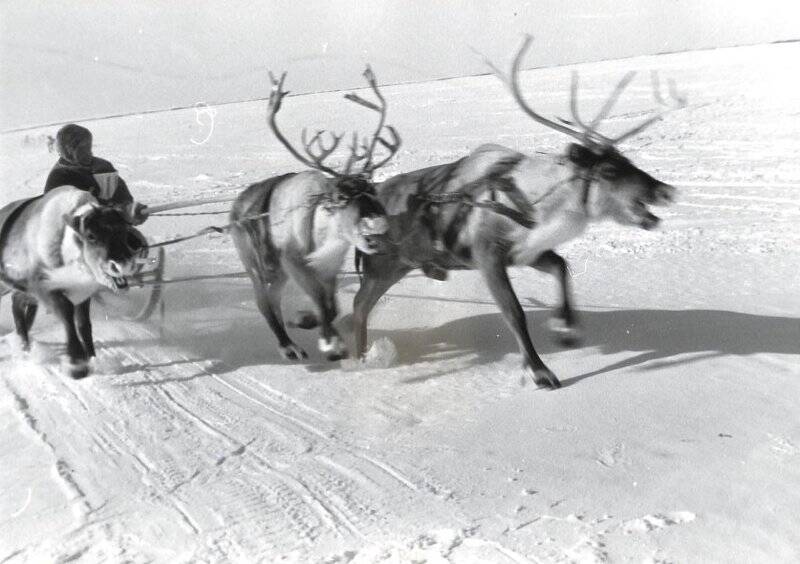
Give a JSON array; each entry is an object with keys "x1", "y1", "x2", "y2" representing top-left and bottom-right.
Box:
[
  {"x1": 506, "y1": 157, "x2": 593, "y2": 267},
  {"x1": 516, "y1": 154, "x2": 588, "y2": 223}
]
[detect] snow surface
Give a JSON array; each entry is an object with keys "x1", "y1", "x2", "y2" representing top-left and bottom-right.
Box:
[{"x1": 1, "y1": 43, "x2": 799, "y2": 563}]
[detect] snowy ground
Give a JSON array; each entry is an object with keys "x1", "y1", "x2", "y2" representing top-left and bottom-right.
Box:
[{"x1": 1, "y1": 43, "x2": 799, "y2": 563}]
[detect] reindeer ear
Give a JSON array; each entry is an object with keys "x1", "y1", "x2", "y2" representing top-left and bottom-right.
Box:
[
  {"x1": 70, "y1": 213, "x2": 84, "y2": 234},
  {"x1": 567, "y1": 143, "x2": 596, "y2": 169},
  {"x1": 69, "y1": 203, "x2": 96, "y2": 236}
]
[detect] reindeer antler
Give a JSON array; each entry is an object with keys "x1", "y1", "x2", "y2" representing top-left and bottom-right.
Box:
[
  {"x1": 266, "y1": 67, "x2": 401, "y2": 178},
  {"x1": 501, "y1": 35, "x2": 589, "y2": 143},
  {"x1": 611, "y1": 71, "x2": 687, "y2": 143},
  {"x1": 267, "y1": 71, "x2": 344, "y2": 176},
  {"x1": 486, "y1": 34, "x2": 686, "y2": 149},
  {"x1": 343, "y1": 65, "x2": 402, "y2": 176}
]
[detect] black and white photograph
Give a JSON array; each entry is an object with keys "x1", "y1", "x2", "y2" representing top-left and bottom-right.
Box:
[{"x1": 1, "y1": 1, "x2": 798, "y2": 562}]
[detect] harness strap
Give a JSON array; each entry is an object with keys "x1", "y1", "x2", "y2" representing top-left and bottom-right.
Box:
[
  {"x1": 564, "y1": 144, "x2": 606, "y2": 213},
  {"x1": 419, "y1": 180, "x2": 537, "y2": 230},
  {"x1": 442, "y1": 199, "x2": 472, "y2": 256},
  {"x1": 472, "y1": 199, "x2": 536, "y2": 228}
]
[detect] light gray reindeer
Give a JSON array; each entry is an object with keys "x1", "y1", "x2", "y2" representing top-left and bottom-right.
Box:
[
  {"x1": 354, "y1": 36, "x2": 684, "y2": 388},
  {"x1": 230, "y1": 67, "x2": 400, "y2": 361}
]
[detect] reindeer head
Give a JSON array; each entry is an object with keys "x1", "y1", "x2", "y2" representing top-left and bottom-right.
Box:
[
  {"x1": 567, "y1": 144, "x2": 675, "y2": 229},
  {"x1": 488, "y1": 35, "x2": 685, "y2": 231},
  {"x1": 266, "y1": 67, "x2": 400, "y2": 254},
  {"x1": 68, "y1": 204, "x2": 147, "y2": 291},
  {"x1": 327, "y1": 174, "x2": 389, "y2": 253}
]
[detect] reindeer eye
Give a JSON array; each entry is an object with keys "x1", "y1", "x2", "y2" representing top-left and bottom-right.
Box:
[
  {"x1": 126, "y1": 231, "x2": 145, "y2": 252},
  {"x1": 85, "y1": 233, "x2": 97, "y2": 244},
  {"x1": 597, "y1": 163, "x2": 620, "y2": 181}
]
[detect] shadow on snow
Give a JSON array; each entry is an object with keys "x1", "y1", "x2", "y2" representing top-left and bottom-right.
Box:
[{"x1": 153, "y1": 277, "x2": 799, "y2": 384}]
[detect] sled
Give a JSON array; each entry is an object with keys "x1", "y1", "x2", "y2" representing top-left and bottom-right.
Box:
[{"x1": 125, "y1": 246, "x2": 166, "y2": 322}]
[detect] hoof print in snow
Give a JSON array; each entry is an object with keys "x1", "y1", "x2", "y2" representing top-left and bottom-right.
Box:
[{"x1": 622, "y1": 511, "x2": 696, "y2": 534}]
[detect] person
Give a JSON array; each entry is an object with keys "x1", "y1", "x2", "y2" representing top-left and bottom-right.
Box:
[
  {"x1": 1, "y1": 123, "x2": 154, "y2": 352},
  {"x1": 44, "y1": 123, "x2": 148, "y2": 224}
]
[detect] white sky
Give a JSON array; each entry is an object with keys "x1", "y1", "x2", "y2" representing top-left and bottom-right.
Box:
[{"x1": 1, "y1": 0, "x2": 798, "y2": 130}]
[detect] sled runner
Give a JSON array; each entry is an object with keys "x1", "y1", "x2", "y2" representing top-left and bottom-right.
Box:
[{"x1": 124, "y1": 246, "x2": 165, "y2": 321}]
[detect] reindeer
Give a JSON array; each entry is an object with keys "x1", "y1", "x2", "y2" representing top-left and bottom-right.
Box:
[
  {"x1": 230, "y1": 67, "x2": 401, "y2": 361},
  {"x1": 0, "y1": 187, "x2": 147, "y2": 378},
  {"x1": 353, "y1": 36, "x2": 684, "y2": 388}
]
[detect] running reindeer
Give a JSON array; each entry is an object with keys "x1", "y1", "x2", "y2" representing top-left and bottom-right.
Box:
[
  {"x1": 354, "y1": 36, "x2": 684, "y2": 388},
  {"x1": 0, "y1": 187, "x2": 147, "y2": 378},
  {"x1": 230, "y1": 67, "x2": 400, "y2": 361}
]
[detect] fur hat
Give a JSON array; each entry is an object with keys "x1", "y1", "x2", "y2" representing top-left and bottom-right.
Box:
[{"x1": 56, "y1": 124, "x2": 93, "y2": 166}]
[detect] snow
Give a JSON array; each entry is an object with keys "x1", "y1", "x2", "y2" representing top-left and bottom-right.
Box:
[
  {"x1": 1, "y1": 43, "x2": 799, "y2": 563},
  {"x1": 342, "y1": 338, "x2": 398, "y2": 371}
]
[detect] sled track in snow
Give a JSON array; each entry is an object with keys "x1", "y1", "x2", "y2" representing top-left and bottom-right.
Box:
[
  {"x1": 1, "y1": 320, "x2": 458, "y2": 558},
  {"x1": 2, "y1": 378, "x2": 93, "y2": 524}
]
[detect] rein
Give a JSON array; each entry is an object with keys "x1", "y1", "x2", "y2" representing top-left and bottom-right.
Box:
[
  {"x1": 148, "y1": 209, "x2": 272, "y2": 248},
  {"x1": 147, "y1": 177, "x2": 374, "y2": 250}
]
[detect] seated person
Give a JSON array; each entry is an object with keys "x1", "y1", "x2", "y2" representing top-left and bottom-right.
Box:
[{"x1": 45, "y1": 123, "x2": 147, "y2": 224}]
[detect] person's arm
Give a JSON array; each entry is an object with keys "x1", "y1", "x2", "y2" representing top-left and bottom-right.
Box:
[
  {"x1": 109, "y1": 175, "x2": 133, "y2": 205},
  {"x1": 116, "y1": 177, "x2": 148, "y2": 225},
  {"x1": 92, "y1": 158, "x2": 147, "y2": 224},
  {"x1": 92, "y1": 158, "x2": 130, "y2": 203}
]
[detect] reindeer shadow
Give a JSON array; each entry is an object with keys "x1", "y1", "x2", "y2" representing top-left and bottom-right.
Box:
[
  {"x1": 136, "y1": 271, "x2": 798, "y2": 379},
  {"x1": 4, "y1": 275, "x2": 797, "y2": 385},
  {"x1": 561, "y1": 309, "x2": 799, "y2": 386},
  {"x1": 357, "y1": 308, "x2": 799, "y2": 385},
  {"x1": 144, "y1": 274, "x2": 374, "y2": 372}
]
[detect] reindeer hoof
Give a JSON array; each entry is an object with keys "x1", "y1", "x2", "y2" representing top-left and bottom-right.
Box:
[
  {"x1": 318, "y1": 337, "x2": 347, "y2": 361},
  {"x1": 280, "y1": 344, "x2": 308, "y2": 361},
  {"x1": 531, "y1": 367, "x2": 561, "y2": 389},
  {"x1": 287, "y1": 310, "x2": 319, "y2": 330},
  {"x1": 64, "y1": 359, "x2": 91, "y2": 380},
  {"x1": 6, "y1": 333, "x2": 30, "y2": 355},
  {"x1": 547, "y1": 317, "x2": 583, "y2": 347}
]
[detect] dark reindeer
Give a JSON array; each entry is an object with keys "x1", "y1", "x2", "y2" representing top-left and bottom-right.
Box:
[
  {"x1": 230, "y1": 67, "x2": 401, "y2": 361},
  {"x1": 0, "y1": 187, "x2": 147, "y2": 378},
  {"x1": 353, "y1": 36, "x2": 684, "y2": 388}
]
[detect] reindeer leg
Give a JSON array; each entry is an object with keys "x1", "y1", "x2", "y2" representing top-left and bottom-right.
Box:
[
  {"x1": 231, "y1": 222, "x2": 306, "y2": 361},
  {"x1": 251, "y1": 272, "x2": 307, "y2": 361},
  {"x1": 46, "y1": 292, "x2": 90, "y2": 379},
  {"x1": 282, "y1": 257, "x2": 346, "y2": 361},
  {"x1": 11, "y1": 292, "x2": 38, "y2": 351},
  {"x1": 74, "y1": 299, "x2": 95, "y2": 359},
  {"x1": 531, "y1": 250, "x2": 582, "y2": 346},
  {"x1": 475, "y1": 241, "x2": 561, "y2": 389},
  {"x1": 353, "y1": 253, "x2": 412, "y2": 359},
  {"x1": 318, "y1": 274, "x2": 347, "y2": 361}
]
